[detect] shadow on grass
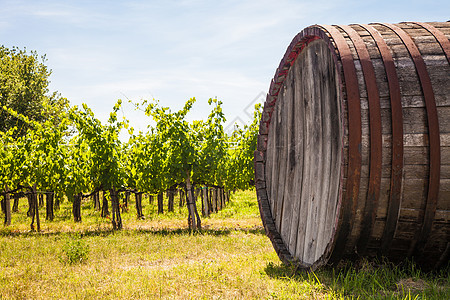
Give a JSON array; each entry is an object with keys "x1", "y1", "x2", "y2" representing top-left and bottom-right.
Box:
[
  {"x1": 264, "y1": 261, "x2": 310, "y2": 280},
  {"x1": 0, "y1": 226, "x2": 266, "y2": 238},
  {"x1": 264, "y1": 257, "x2": 450, "y2": 279},
  {"x1": 263, "y1": 258, "x2": 450, "y2": 299}
]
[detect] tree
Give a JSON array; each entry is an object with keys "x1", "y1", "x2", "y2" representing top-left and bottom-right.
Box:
[{"x1": 0, "y1": 46, "x2": 68, "y2": 137}]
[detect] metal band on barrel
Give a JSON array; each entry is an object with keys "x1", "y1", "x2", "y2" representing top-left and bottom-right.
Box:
[
  {"x1": 381, "y1": 22, "x2": 441, "y2": 258},
  {"x1": 411, "y1": 22, "x2": 450, "y2": 64},
  {"x1": 339, "y1": 24, "x2": 383, "y2": 255},
  {"x1": 362, "y1": 24, "x2": 404, "y2": 255}
]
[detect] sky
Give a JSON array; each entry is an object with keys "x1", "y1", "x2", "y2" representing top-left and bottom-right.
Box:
[{"x1": 1, "y1": 0, "x2": 449, "y2": 135}]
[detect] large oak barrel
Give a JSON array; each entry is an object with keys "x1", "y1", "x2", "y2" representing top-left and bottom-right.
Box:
[{"x1": 254, "y1": 22, "x2": 450, "y2": 270}]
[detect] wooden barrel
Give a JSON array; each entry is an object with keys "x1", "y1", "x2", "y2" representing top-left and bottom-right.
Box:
[{"x1": 254, "y1": 22, "x2": 450, "y2": 270}]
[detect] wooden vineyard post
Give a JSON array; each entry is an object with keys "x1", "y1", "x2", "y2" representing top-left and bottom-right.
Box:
[
  {"x1": 193, "y1": 188, "x2": 201, "y2": 227},
  {"x1": 38, "y1": 193, "x2": 44, "y2": 208},
  {"x1": 157, "y1": 192, "x2": 164, "y2": 214},
  {"x1": 31, "y1": 184, "x2": 40, "y2": 232},
  {"x1": 101, "y1": 191, "x2": 109, "y2": 217},
  {"x1": 46, "y1": 192, "x2": 54, "y2": 221},
  {"x1": 208, "y1": 188, "x2": 212, "y2": 214},
  {"x1": 122, "y1": 190, "x2": 130, "y2": 212},
  {"x1": 179, "y1": 188, "x2": 185, "y2": 207},
  {"x1": 110, "y1": 188, "x2": 122, "y2": 230},
  {"x1": 186, "y1": 171, "x2": 201, "y2": 230},
  {"x1": 202, "y1": 186, "x2": 209, "y2": 217},
  {"x1": 217, "y1": 188, "x2": 222, "y2": 211},
  {"x1": 167, "y1": 189, "x2": 175, "y2": 212},
  {"x1": 212, "y1": 188, "x2": 217, "y2": 213},
  {"x1": 72, "y1": 193, "x2": 82, "y2": 222},
  {"x1": 220, "y1": 188, "x2": 225, "y2": 210},
  {"x1": 3, "y1": 185, "x2": 11, "y2": 226},
  {"x1": 135, "y1": 192, "x2": 144, "y2": 219},
  {"x1": 12, "y1": 193, "x2": 19, "y2": 212},
  {"x1": 93, "y1": 191, "x2": 100, "y2": 211}
]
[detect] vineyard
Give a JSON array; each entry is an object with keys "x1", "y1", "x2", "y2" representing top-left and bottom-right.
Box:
[
  {"x1": 1, "y1": 42, "x2": 449, "y2": 300},
  {"x1": 0, "y1": 98, "x2": 261, "y2": 231},
  {"x1": 0, "y1": 46, "x2": 261, "y2": 231}
]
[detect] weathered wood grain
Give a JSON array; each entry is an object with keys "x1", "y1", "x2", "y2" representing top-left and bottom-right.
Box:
[
  {"x1": 287, "y1": 59, "x2": 304, "y2": 256},
  {"x1": 279, "y1": 70, "x2": 295, "y2": 248},
  {"x1": 275, "y1": 84, "x2": 288, "y2": 233},
  {"x1": 265, "y1": 39, "x2": 344, "y2": 265}
]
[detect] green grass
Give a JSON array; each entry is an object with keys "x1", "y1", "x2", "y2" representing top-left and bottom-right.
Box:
[{"x1": 0, "y1": 190, "x2": 449, "y2": 299}]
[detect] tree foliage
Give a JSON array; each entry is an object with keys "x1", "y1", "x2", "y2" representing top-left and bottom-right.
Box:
[{"x1": 0, "y1": 46, "x2": 68, "y2": 136}]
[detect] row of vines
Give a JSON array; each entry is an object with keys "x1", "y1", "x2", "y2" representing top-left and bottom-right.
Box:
[{"x1": 0, "y1": 95, "x2": 261, "y2": 231}]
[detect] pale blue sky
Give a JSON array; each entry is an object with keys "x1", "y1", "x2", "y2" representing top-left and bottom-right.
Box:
[{"x1": 1, "y1": 0, "x2": 449, "y2": 134}]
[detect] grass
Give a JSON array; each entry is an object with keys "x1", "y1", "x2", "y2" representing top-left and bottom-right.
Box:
[{"x1": 0, "y1": 190, "x2": 449, "y2": 299}]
